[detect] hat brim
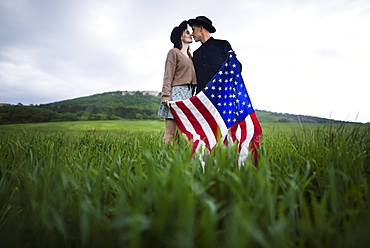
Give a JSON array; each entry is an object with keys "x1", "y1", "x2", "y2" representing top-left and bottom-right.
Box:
[
  {"x1": 170, "y1": 21, "x2": 188, "y2": 44},
  {"x1": 177, "y1": 20, "x2": 188, "y2": 31},
  {"x1": 188, "y1": 19, "x2": 216, "y2": 33}
]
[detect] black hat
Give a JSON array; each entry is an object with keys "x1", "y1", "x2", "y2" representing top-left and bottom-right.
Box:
[
  {"x1": 170, "y1": 20, "x2": 188, "y2": 44},
  {"x1": 188, "y1": 16, "x2": 216, "y2": 33}
]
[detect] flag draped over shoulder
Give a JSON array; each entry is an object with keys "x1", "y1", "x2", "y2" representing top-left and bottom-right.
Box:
[{"x1": 170, "y1": 52, "x2": 262, "y2": 166}]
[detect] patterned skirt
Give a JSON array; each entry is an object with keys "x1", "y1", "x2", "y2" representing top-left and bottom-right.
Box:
[{"x1": 157, "y1": 85, "x2": 193, "y2": 119}]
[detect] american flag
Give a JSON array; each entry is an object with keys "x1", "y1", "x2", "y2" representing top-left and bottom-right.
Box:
[{"x1": 170, "y1": 52, "x2": 262, "y2": 166}]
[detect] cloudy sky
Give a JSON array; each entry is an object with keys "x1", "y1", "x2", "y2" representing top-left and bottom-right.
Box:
[{"x1": 1, "y1": 0, "x2": 369, "y2": 123}]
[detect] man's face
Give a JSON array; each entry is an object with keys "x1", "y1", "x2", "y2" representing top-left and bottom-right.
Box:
[{"x1": 191, "y1": 26, "x2": 203, "y2": 42}]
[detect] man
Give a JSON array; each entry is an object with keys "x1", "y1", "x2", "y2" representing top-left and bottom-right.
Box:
[{"x1": 188, "y1": 16, "x2": 241, "y2": 94}]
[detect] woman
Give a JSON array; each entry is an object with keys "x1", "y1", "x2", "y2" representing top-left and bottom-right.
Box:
[{"x1": 157, "y1": 20, "x2": 197, "y2": 144}]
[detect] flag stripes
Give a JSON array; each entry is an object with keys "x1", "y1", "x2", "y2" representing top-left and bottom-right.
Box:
[{"x1": 170, "y1": 52, "x2": 262, "y2": 165}]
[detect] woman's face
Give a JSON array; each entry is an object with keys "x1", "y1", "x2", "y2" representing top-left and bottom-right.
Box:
[{"x1": 181, "y1": 29, "x2": 193, "y2": 44}]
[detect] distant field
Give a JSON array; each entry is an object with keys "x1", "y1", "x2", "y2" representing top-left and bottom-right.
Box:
[
  {"x1": 0, "y1": 120, "x2": 166, "y2": 132},
  {"x1": 0, "y1": 119, "x2": 366, "y2": 134}
]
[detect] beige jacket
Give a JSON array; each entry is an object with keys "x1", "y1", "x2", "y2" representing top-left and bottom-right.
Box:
[{"x1": 161, "y1": 48, "x2": 197, "y2": 101}]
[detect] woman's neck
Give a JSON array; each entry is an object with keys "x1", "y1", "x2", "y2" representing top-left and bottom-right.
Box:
[{"x1": 180, "y1": 43, "x2": 190, "y2": 57}]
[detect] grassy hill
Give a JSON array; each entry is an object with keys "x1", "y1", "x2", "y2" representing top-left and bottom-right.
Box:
[
  {"x1": 0, "y1": 90, "x2": 355, "y2": 124},
  {"x1": 255, "y1": 110, "x2": 347, "y2": 124},
  {"x1": 39, "y1": 90, "x2": 160, "y2": 119},
  {"x1": 42, "y1": 91, "x2": 159, "y2": 110}
]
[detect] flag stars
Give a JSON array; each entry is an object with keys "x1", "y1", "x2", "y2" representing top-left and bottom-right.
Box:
[{"x1": 203, "y1": 54, "x2": 254, "y2": 125}]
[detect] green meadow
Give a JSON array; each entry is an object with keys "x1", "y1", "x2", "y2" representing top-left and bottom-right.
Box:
[
  {"x1": 0, "y1": 120, "x2": 165, "y2": 132},
  {"x1": 0, "y1": 120, "x2": 369, "y2": 247},
  {"x1": 0, "y1": 119, "x2": 361, "y2": 133}
]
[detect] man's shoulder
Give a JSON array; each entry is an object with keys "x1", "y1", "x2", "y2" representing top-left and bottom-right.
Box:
[
  {"x1": 193, "y1": 39, "x2": 232, "y2": 58},
  {"x1": 208, "y1": 38, "x2": 232, "y2": 49},
  {"x1": 210, "y1": 39, "x2": 231, "y2": 50},
  {"x1": 194, "y1": 38, "x2": 230, "y2": 51},
  {"x1": 212, "y1": 38, "x2": 230, "y2": 43}
]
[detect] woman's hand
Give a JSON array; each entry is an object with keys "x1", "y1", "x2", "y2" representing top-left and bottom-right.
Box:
[{"x1": 162, "y1": 100, "x2": 170, "y2": 108}]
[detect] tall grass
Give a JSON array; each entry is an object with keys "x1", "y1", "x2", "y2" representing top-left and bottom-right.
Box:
[{"x1": 0, "y1": 124, "x2": 369, "y2": 247}]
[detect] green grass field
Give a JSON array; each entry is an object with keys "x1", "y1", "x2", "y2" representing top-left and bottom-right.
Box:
[
  {"x1": 0, "y1": 119, "x2": 363, "y2": 134},
  {"x1": 0, "y1": 120, "x2": 166, "y2": 132},
  {"x1": 0, "y1": 121, "x2": 369, "y2": 247}
]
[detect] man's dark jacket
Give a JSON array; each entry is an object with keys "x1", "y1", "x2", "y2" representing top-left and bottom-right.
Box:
[{"x1": 193, "y1": 37, "x2": 242, "y2": 94}]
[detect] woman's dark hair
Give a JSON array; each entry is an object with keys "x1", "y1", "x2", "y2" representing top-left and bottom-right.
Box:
[{"x1": 173, "y1": 30, "x2": 184, "y2": 50}]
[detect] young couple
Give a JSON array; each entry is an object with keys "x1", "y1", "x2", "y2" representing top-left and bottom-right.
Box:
[{"x1": 158, "y1": 16, "x2": 241, "y2": 144}]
